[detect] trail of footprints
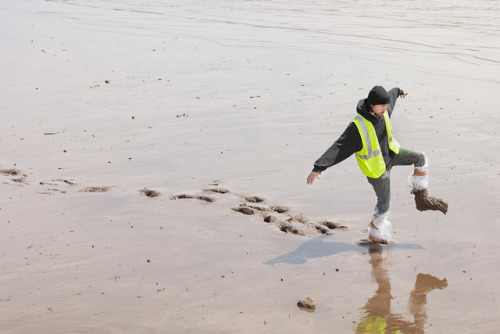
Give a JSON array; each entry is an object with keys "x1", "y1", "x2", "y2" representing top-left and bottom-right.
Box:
[
  {"x1": 171, "y1": 187, "x2": 348, "y2": 236},
  {"x1": 1, "y1": 169, "x2": 347, "y2": 236},
  {"x1": 1, "y1": 169, "x2": 159, "y2": 197}
]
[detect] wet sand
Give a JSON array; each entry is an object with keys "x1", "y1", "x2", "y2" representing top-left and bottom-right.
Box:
[{"x1": 1, "y1": 0, "x2": 500, "y2": 333}]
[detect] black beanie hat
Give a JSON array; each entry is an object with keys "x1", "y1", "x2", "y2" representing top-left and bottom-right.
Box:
[{"x1": 367, "y1": 86, "x2": 390, "y2": 105}]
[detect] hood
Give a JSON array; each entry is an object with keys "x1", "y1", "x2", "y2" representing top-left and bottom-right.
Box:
[{"x1": 356, "y1": 99, "x2": 380, "y2": 122}]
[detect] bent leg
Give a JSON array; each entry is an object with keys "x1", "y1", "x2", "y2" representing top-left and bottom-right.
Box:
[
  {"x1": 393, "y1": 148, "x2": 448, "y2": 214},
  {"x1": 390, "y1": 147, "x2": 427, "y2": 169}
]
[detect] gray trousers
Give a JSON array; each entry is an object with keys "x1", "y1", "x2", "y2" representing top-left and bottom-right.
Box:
[{"x1": 366, "y1": 148, "x2": 427, "y2": 216}]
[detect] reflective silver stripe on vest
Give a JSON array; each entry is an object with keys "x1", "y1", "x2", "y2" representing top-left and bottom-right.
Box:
[{"x1": 354, "y1": 115, "x2": 381, "y2": 160}]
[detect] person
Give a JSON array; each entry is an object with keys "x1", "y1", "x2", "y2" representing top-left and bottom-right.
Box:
[{"x1": 306, "y1": 86, "x2": 448, "y2": 243}]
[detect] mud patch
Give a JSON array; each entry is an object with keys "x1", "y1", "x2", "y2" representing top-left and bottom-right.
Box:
[
  {"x1": 79, "y1": 186, "x2": 111, "y2": 193},
  {"x1": 140, "y1": 188, "x2": 161, "y2": 197}
]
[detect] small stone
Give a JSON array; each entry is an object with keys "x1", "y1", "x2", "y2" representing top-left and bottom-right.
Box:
[{"x1": 297, "y1": 296, "x2": 316, "y2": 312}]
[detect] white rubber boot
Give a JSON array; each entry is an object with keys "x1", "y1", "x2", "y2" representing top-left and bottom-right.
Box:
[
  {"x1": 367, "y1": 213, "x2": 393, "y2": 244},
  {"x1": 408, "y1": 159, "x2": 429, "y2": 191}
]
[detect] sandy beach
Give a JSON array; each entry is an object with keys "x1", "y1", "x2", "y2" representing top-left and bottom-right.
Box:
[{"x1": 1, "y1": 0, "x2": 500, "y2": 333}]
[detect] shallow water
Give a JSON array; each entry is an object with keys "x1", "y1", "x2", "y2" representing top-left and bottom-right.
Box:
[{"x1": 15, "y1": 0, "x2": 500, "y2": 76}]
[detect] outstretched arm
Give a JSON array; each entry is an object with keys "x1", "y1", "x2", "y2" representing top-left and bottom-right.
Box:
[
  {"x1": 387, "y1": 88, "x2": 408, "y2": 116},
  {"x1": 306, "y1": 171, "x2": 320, "y2": 185},
  {"x1": 306, "y1": 122, "x2": 363, "y2": 185}
]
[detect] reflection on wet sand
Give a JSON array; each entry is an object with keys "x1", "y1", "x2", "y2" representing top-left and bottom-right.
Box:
[{"x1": 357, "y1": 245, "x2": 448, "y2": 333}]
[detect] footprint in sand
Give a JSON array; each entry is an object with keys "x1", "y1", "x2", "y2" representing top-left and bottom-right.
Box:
[
  {"x1": 242, "y1": 195, "x2": 265, "y2": 203},
  {"x1": 139, "y1": 188, "x2": 161, "y2": 197},
  {"x1": 171, "y1": 187, "x2": 348, "y2": 236},
  {"x1": 0, "y1": 169, "x2": 28, "y2": 184},
  {"x1": 232, "y1": 206, "x2": 255, "y2": 215},
  {"x1": 203, "y1": 188, "x2": 230, "y2": 194},
  {"x1": 37, "y1": 179, "x2": 77, "y2": 195},
  {"x1": 170, "y1": 193, "x2": 216, "y2": 203},
  {"x1": 79, "y1": 186, "x2": 111, "y2": 193}
]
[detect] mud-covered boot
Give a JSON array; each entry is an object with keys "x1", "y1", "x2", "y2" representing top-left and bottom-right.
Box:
[
  {"x1": 408, "y1": 166, "x2": 448, "y2": 215},
  {"x1": 412, "y1": 189, "x2": 448, "y2": 214}
]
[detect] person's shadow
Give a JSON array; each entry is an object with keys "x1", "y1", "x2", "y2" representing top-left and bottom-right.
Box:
[
  {"x1": 263, "y1": 235, "x2": 423, "y2": 265},
  {"x1": 264, "y1": 236, "x2": 447, "y2": 333}
]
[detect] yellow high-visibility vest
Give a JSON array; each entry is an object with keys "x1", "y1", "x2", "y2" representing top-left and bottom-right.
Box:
[{"x1": 351, "y1": 113, "x2": 400, "y2": 178}]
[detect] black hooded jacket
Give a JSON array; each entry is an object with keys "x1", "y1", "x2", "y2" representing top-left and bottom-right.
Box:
[{"x1": 312, "y1": 87, "x2": 404, "y2": 174}]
